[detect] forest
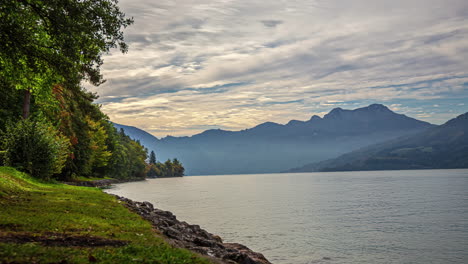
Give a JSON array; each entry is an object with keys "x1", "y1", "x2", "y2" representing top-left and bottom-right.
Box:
[{"x1": 0, "y1": 0, "x2": 183, "y2": 181}]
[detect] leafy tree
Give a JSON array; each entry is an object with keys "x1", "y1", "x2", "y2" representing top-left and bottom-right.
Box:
[
  {"x1": 0, "y1": 0, "x2": 133, "y2": 118},
  {"x1": 146, "y1": 163, "x2": 160, "y2": 178},
  {"x1": 43, "y1": 84, "x2": 105, "y2": 179},
  {"x1": 86, "y1": 118, "x2": 112, "y2": 173},
  {"x1": 164, "y1": 159, "x2": 174, "y2": 177}
]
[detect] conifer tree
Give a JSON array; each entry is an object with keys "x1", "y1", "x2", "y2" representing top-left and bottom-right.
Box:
[{"x1": 149, "y1": 151, "x2": 157, "y2": 164}]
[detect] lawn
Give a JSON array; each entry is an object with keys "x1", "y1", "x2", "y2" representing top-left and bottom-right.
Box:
[{"x1": 0, "y1": 167, "x2": 212, "y2": 264}]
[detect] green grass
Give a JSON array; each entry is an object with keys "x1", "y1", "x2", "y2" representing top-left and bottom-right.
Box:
[
  {"x1": 72, "y1": 175, "x2": 113, "y2": 182},
  {"x1": 0, "y1": 167, "x2": 212, "y2": 264}
]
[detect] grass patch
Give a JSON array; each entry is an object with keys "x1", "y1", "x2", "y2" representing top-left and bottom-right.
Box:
[
  {"x1": 73, "y1": 175, "x2": 113, "y2": 182},
  {"x1": 0, "y1": 167, "x2": 212, "y2": 263}
]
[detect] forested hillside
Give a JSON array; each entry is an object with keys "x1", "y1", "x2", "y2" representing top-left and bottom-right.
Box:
[{"x1": 0, "y1": 0, "x2": 148, "y2": 181}]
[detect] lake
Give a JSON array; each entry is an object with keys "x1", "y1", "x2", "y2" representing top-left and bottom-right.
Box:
[{"x1": 106, "y1": 169, "x2": 468, "y2": 264}]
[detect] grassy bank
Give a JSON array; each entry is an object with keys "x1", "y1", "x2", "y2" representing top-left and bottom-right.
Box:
[{"x1": 0, "y1": 167, "x2": 211, "y2": 264}]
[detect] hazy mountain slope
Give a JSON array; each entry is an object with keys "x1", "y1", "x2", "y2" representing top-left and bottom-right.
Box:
[
  {"x1": 112, "y1": 123, "x2": 160, "y2": 150},
  {"x1": 114, "y1": 104, "x2": 435, "y2": 175},
  {"x1": 289, "y1": 112, "x2": 468, "y2": 172}
]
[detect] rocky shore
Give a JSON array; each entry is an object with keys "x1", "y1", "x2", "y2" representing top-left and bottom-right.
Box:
[
  {"x1": 115, "y1": 195, "x2": 271, "y2": 264},
  {"x1": 64, "y1": 178, "x2": 145, "y2": 188}
]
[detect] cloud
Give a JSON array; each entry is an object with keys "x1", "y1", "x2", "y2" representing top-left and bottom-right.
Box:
[
  {"x1": 260, "y1": 20, "x2": 283, "y2": 28},
  {"x1": 87, "y1": 0, "x2": 468, "y2": 136}
]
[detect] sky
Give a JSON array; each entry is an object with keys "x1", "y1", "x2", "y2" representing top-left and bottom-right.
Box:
[{"x1": 88, "y1": 0, "x2": 468, "y2": 137}]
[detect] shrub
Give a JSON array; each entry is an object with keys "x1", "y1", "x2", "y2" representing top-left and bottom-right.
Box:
[{"x1": 1, "y1": 119, "x2": 69, "y2": 180}]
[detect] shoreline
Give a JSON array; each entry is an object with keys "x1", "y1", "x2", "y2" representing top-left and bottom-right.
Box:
[
  {"x1": 63, "y1": 177, "x2": 146, "y2": 188},
  {"x1": 114, "y1": 194, "x2": 271, "y2": 264},
  {"x1": 64, "y1": 178, "x2": 271, "y2": 263}
]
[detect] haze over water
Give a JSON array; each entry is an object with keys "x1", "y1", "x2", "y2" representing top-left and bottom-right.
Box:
[{"x1": 107, "y1": 170, "x2": 468, "y2": 264}]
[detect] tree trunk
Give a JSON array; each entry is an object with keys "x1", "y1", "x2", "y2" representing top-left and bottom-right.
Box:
[{"x1": 22, "y1": 89, "x2": 31, "y2": 119}]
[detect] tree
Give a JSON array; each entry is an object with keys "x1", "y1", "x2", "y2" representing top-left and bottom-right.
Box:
[
  {"x1": 146, "y1": 163, "x2": 160, "y2": 178},
  {"x1": 86, "y1": 118, "x2": 112, "y2": 173},
  {"x1": 149, "y1": 151, "x2": 157, "y2": 164},
  {"x1": 0, "y1": 0, "x2": 133, "y2": 118},
  {"x1": 164, "y1": 159, "x2": 174, "y2": 177},
  {"x1": 172, "y1": 158, "x2": 185, "y2": 177}
]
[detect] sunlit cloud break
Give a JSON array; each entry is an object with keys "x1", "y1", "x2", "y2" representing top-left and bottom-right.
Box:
[{"x1": 87, "y1": 0, "x2": 468, "y2": 137}]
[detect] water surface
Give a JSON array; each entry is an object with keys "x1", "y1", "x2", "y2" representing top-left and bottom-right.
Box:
[{"x1": 107, "y1": 169, "x2": 468, "y2": 264}]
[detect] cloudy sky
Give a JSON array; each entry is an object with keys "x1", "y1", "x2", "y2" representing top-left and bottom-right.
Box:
[{"x1": 88, "y1": 0, "x2": 468, "y2": 137}]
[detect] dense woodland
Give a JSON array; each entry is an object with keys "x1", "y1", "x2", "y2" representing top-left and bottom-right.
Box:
[{"x1": 0, "y1": 0, "x2": 183, "y2": 180}]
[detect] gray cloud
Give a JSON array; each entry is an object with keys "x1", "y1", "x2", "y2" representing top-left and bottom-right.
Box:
[
  {"x1": 87, "y1": 0, "x2": 468, "y2": 136},
  {"x1": 260, "y1": 20, "x2": 283, "y2": 28}
]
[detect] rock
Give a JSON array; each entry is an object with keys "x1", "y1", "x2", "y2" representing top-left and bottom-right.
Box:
[
  {"x1": 164, "y1": 227, "x2": 182, "y2": 239},
  {"x1": 115, "y1": 195, "x2": 271, "y2": 264}
]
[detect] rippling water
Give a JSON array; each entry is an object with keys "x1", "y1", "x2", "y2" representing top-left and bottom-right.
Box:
[{"x1": 107, "y1": 169, "x2": 468, "y2": 264}]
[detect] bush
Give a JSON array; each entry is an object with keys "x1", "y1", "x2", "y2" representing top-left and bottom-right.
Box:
[{"x1": 1, "y1": 119, "x2": 69, "y2": 180}]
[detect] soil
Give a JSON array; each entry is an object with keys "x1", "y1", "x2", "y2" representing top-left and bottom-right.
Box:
[{"x1": 0, "y1": 232, "x2": 128, "y2": 247}]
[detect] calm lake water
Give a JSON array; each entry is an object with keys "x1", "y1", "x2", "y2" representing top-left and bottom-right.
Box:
[{"x1": 107, "y1": 169, "x2": 468, "y2": 264}]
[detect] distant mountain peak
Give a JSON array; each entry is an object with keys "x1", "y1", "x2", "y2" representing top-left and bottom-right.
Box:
[
  {"x1": 287, "y1": 119, "x2": 303, "y2": 126},
  {"x1": 368, "y1": 103, "x2": 387, "y2": 108},
  {"x1": 254, "y1": 121, "x2": 282, "y2": 129},
  {"x1": 323, "y1": 104, "x2": 394, "y2": 119},
  {"x1": 199, "y1": 128, "x2": 227, "y2": 135},
  {"x1": 366, "y1": 103, "x2": 391, "y2": 112},
  {"x1": 309, "y1": 115, "x2": 322, "y2": 121},
  {"x1": 323, "y1": 107, "x2": 345, "y2": 119},
  {"x1": 443, "y1": 112, "x2": 468, "y2": 127},
  {"x1": 330, "y1": 107, "x2": 344, "y2": 113}
]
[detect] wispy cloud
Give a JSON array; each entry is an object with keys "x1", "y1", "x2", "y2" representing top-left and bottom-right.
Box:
[{"x1": 87, "y1": 0, "x2": 468, "y2": 137}]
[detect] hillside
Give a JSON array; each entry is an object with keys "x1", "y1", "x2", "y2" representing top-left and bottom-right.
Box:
[
  {"x1": 289, "y1": 112, "x2": 468, "y2": 172},
  {"x1": 115, "y1": 104, "x2": 435, "y2": 175},
  {"x1": 113, "y1": 122, "x2": 161, "y2": 150}
]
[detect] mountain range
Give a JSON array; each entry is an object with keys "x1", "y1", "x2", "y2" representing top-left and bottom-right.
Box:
[
  {"x1": 290, "y1": 112, "x2": 468, "y2": 172},
  {"x1": 114, "y1": 104, "x2": 438, "y2": 175}
]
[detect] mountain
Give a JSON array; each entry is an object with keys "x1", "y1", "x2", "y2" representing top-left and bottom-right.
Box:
[
  {"x1": 289, "y1": 112, "x2": 468, "y2": 172},
  {"x1": 114, "y1": 104, "x2": 435, "y2": 175}
]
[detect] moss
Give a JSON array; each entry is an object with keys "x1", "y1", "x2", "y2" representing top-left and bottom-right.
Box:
[{"x1": 0, "y1": 166, "x2": 212, "y2": 263}]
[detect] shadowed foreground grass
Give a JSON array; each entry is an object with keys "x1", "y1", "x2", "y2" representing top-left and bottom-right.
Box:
[{"x1": 0, "y1": 167, "x2": 212, "y2": 264}]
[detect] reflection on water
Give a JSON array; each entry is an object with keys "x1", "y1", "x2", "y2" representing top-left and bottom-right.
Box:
[{"x1": 107, "y1": 169, "x2": 468, "y2": 264}]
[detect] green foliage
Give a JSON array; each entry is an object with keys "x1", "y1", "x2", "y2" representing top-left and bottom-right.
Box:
[
  {"x1": 0, "y1": 0, "x2": 133, "y2": 89},
  {"x1": 0, "y1": 167, "x2": 212, "y2": 263},
  {"x1": 172, "y1": 158, "x2": 185, "y2": 177},
  {"x1": 0, "y1": 0, "x2": 154, "y2": 181},
  {"x1": 105, "y1": 126, "x2": 148, "y2": 180},
  {"x1": 146, "y1": 163, "x2": 161, "y2": 178},
  {"x1": 147, "y1": 159, "x2": 185, "y2": 178},
  {"x1": 149, "y1": 150, "x2": 157, "y2": 164},
  {"x1": 1, "y1": 120, "x2": 69, "y2": 180},
  {"x1": 45, "y1": 85, "x2": 106, "y2": 179},
  {"x1": 0, "y1": 80, "x2": 23, "y2": 129},
  {"x1": 87, "y1": 118, "x2": 112, "y2": 171}
]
